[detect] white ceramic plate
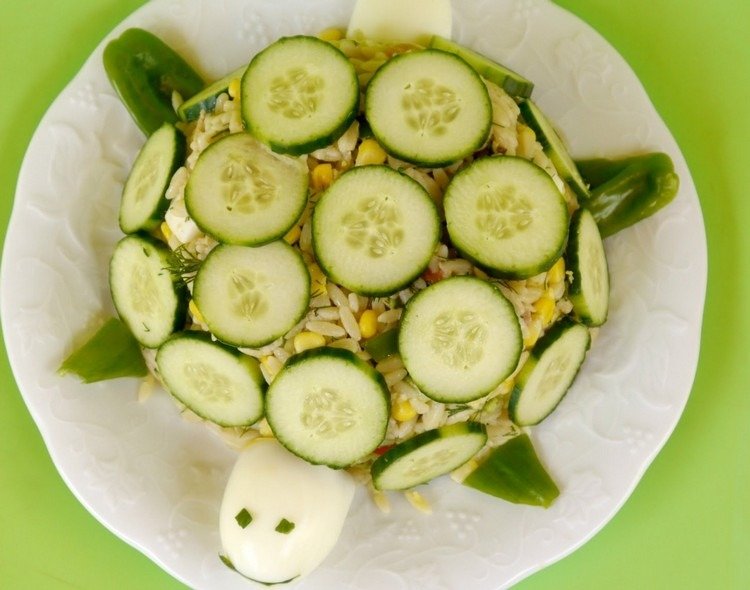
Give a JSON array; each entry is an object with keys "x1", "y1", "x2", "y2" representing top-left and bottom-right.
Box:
[{"x1": 1, "y1": 0, "x2": 706, "y2": 588}]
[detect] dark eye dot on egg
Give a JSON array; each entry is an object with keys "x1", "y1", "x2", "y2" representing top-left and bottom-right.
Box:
[{"x1": 275, "y1": 518, "x2": 296, "y2": 534}]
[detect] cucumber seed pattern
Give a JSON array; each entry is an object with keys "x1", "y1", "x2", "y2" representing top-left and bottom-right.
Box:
[
  {"x1": 221, "y1": 155, "x2": 276, "y2": 214},
  {"x1": 229, "y1": 271, "x2": 269, "y2": 321},
  {"x1": 184, "y1": 363, "x2": 234, "y2": 403},
  {"x1": 342, "y1": 195, "x2": 404, "y2": 258},
  {"x1": 402, "y1": 78, "x2": 460, "y2": 137},
  {"x1": 432, "y1": 311, "x2": 487, "y2": 369},
  {"x1": 133, "y1": 155, "x2": 163, "y2": 204},
  {"x1": 131, "y1": 262, "x2": 161, "y2": 317},
  {"x1": 535, "y1": 354, "x2": 572, "y2": 400},
  {"x1": 404, "y1": 447, "x2": 458, "y2": 478},
  {"x1": 301, "y1": 388, "x2": 357, "y2": 438},
  {"x1": 268, "y1": 67, "x2": 324, "y2": 119},
  {"x1": 475, "y1": 185, "x2": 533, "y2": 240}
]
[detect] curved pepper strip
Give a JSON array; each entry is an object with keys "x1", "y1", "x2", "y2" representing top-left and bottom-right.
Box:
[
  {"x1": 576, "y1": 152, "x2": 680, "y2": 238},
  {"x1": 463, "y1": 433, "x2": 559, "y2": 507},
  {"x1": 103, "y1": 28, "x2": 204, "y2": 135}
]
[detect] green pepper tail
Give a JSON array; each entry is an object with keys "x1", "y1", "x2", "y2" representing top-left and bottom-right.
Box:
[
  {"x1": 103, "y1": 28, "x2": 205, "y2": 135},
  {"x1": 576, "y1": 152, "x2": 679, "y2": 238},
  {"x1": 462, "y1": 433, "x2": 560, "y2": 507}
]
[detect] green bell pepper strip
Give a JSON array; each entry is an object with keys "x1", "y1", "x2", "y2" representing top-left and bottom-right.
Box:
[
  {"x1": 462, "y1": 433, "x2": 560, "y2": 507},
  {"x1": 58, "y1": 317, "x2": 147, "y2": 383},
  {"x1": 363, "y1": 328, "x2": 399, "y2": 362},
  {"x1": 576, "y1": 152, "x2": 680, "y2": 238},
  {"x1": 103, "y1": 28, "x2": 204, "y2": 136}
]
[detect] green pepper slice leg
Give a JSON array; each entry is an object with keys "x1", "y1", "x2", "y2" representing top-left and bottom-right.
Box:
[
  {"x1": 103, "y1": 28, "x2": 204, "y2": 135},
  {"x1": 576, "y1": 152, "x2": 680, "y2": 238}
]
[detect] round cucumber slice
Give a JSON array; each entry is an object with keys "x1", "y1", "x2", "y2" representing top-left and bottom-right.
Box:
[
  {"x1": 444, "y1": 156, "x2": 569, "y2": 279},
  {"x1": 241, "y1": 36, "x2": 359, "y2": 155},
  {"x1": 185, "y1": 133, "x2": 308, "y2": 246},
  {"x1": 509, "y1": 319, "x2": 591, "y2": 426},
  {"x1": 312, "y1": 165, "x2": 440, "y2": 296},
  {"x1": 119, "y1": 123, "x2": 185, "y2": 234},
  {"x1": 567, "y1": 208, "x2": 610, "y2": 326},
  {"x1": 109, "y1": 233, "x2": 187, "y2": 349},
  {"x1": 265, "y1": 347, "x2": 390, "y2": 468},
  {"x1": 372, "y1": 422, "x2": 487, "y2": 491},
  {"x1": 192, "y1": 242, "x2": 310, "y2": 348},
  {"x1": 156, "y1": 332, "x2": 265, "y2": 427},
  {"x1": 365, "y1": 49, "x2": 492, "y2": 167},
  {"x1": 399, "y1": 276, "x2": 522, "y2": 403}
]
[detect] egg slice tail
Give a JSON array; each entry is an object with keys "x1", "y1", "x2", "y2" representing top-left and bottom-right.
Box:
[{"x1": 347, "y1": 0, "x2": 452, "y2": 44}]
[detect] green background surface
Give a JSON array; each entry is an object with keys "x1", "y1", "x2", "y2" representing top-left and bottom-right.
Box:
[{"x1": 0, "y1": 0, "x2": 748, "y2": 588}]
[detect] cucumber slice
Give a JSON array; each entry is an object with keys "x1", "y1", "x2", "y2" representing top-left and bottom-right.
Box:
[
  {"x1": 119, "y1": 123, "x2": 185, "y2": 234},
  {"x1": 312, "y1": 165, "x2": 440, "y2": 296},
  {"x1": 509, "y1": 319, "x2": 591, "y2": 426},
  {"x1": 428, "y1": 36, "x2": 534, "y2": 98},
  {"x1": 109, "y1": 234, "x2": 187, "y2": 348},
  {"x1": 177, "y1": 65, "x2": 247, "y2": 122},
  {"x1": 444, "y1": 156, "x2": 569, "y2": 279},
  {"x1": 371, "y1": 422, "x2": 487, "y2": 491},
  {"x1": 567, "y1": 208, "x2": 610, "y2": 326},
  {"x1": 185, "y1": 133, "x2": 308, "y2": 246},
  {"x1": 519, "y1": 99, "x2": 590, "y2": 200},
  {"x1": 265, "y1": 347, "x2": 390, "y2": 468},
  {"x1": 399, "y1": 276, "x2": 522, "y2": 403},
  {"x1": 365, "y1": 49, "x2": 492, "y2": 167},
  {"x1": 463, "y1": 434, "x2": 559, "y2": 507},
  {"x1": 241, "y1": 36, "x2": 359, "y2": 155},
  {"x1": 192, "y1": 242, "x2": 310, "y2": 348},
  {"x1": 156, "y1": 332, "x2": 265, "y2": 427}
]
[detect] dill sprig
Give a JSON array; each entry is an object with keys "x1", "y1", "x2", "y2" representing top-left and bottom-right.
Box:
[{"x1": 165, "y1": 244, "x2": 202, "y2": 284}]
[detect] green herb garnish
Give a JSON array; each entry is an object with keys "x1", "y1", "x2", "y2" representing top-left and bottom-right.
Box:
[
  {"x1": 235, "y1": 508, "x2": 253, "y2": 529},
  {"x1": 165, "y1": 244, "x2": 202, "y2": 283},
  {"x1": 275, "y1": 518, "x2": 295, "y2": 534}
]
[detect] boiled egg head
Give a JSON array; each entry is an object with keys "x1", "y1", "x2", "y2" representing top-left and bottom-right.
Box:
[{"x1": 219, "y1": 438, "x2": 355, "y2": 584}]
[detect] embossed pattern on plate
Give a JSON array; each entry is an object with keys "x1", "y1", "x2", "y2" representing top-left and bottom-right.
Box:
[{"x1": 0, "y1": 0, "x2": 706, "y2": 588}]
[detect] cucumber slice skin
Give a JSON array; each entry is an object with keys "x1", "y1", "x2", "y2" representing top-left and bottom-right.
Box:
[
  {"x1": 365, "y1": 49, "x2": 492, "y2": 167},
  {"x1": 371, "y1": 422, "x2": 488, "y2": 491},
  {"x1": 399, "y1": 276, "x2": 523, "y2": 404},
  {"x1": 463, "y1": 434, "x2": 560, "y2": 507},
  {"x1": 185, "y1": 133, "x2": 309, "y2": 246},
  {"x1": 241, "y1": 36, "x2": 359, "y2": 156},
  {"x1": 192, "y1": 242, "x2": 311, "y2": 349},
  {"x1": 566, "y1": 208, "x2": 610, "y2": 326},
  {"x1": 178, "y1": 65, "x2": 248, "y2": 122},
  {"x1": 119, "y1": 123, "x2": 185, "y2": 234},
  {"x1": 109, "y1": 233, "x2": 188, "y2": 349},
  {"x1": 509, "y1": 319, "x2": 591, "y2": 426},
  {"x1": 266, "y1": 347, "x2": 390, "y2": 469},
  {"x1": 428, "y1": 36, "x2": 534, "y2": 98},
  {"x1": 156, "y1": 331, "x2": 266, "y2": 427},
  {"x1": 518, "y1": 99, "x2": 590, "y2": 201},
  {"x1": 312, "y1": 165, "x2": 440, "y2": 296},
  {"x1": 444, "y1": 156, "x2": 570, "y2": 280}
]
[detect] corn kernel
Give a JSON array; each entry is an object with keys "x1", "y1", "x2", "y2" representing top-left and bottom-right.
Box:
[
  {"x1": 311, "y1": 163, "x2": 334, "y2": 190},
  {"x1": 309, "y1": 264, "x2": 327, "y2": 297},
  {"x1": 523, "y1": 320, "x2": 541, "y2": 349},
  {"x1": 547, "y1": 258, "x2": 566, "y2": 286},
  {"x1": 358, "y1": 309, "x2": 378, "y2": 339},
  {"x1": 294, "y1": 331, "x2": 326, "y2": 353},
  {"x1": 160, "y1": 221, "x2": 172, "y2": 240},
  {"x1": 228, "y1": 77, "x2": 241, "y2": 100},
  {"x1": 189, "y1": 300, "x2": 205, "y2": 325},
  {"x1": 283, "y1": 224, "x2": 301, "y2": 245},
  {"x1": 404, "y1": 490, "x2": 432, "y2": 514},
  {"x1": 534, "y1": 294, "x2": 556, "y2": 327},
  {"x1": 356, "y1": 139, "x2": 388, "y2": 166},
  {"x1": 317, "y1": 28, "x2": 344, "y2": 42},
  {"x1": 392, "y1": 399, "x2": 417, "y2": 422},
  {"x1": 516, "y1": 123, "x2": 538, "y2": 159}
]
